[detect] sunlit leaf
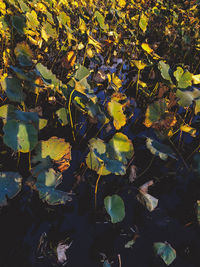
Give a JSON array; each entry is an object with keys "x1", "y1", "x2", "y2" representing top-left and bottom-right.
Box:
[
  {"x1": 61, "y1": 51, "x2": 76, "y2": 70},
  {"x1": 26, "y1": 10, "x2": 39, "y2": 29},
  {"x1": 158, "y1": 61, "x2": 172, "y2": 83},
  {"x1": 132, "y1": 60, "x2": 146, "y2": 70},
  {"x1": 192, "y1": 74, "x2": 200, "y2": 84},
  {"x1": 180, "y1": 124, "x2": 196, "y2": 137},
  {"x1": 174, "y1": 67, "x2": 192, "y2": 89},
  {"x1": 56, "y1": 108, "x2": 68, "y2": 126},
  {"x1": 154, "y1": 242, "x2": 176, "y2": 265},
  {"x1": 33, "y1": 137, "x2": 71, "y2": 161},
  {"x1": 36, "y1": 63, "x2": 60, "y2": 87},
  {"x1": 39, "y1": 118, "x2": 48, "y2": 130},
  {"x1": 0, "y1": 172, "x2": 22, "y2": 207},
  {"x1": 139, "y1": 13, "x2": 148, "y2": 33},
  {"x1": 144, "y1": 99, "x2": 167, "y2": 128},
  {"x1": 107, "y1": 100, "x2": 126, "y2": 130},
  {"x1": 104, "y1": 194, "x2": 125, "y2": 223},
  {"x1": 176, "y1": 88, "x2": 200, "y2": 107},
  {"x1": 111, "y1": 73, "x2": 122, "y2": 91}
]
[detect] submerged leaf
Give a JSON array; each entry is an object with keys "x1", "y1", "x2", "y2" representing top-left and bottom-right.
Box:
[
  {"x1": 104, "y1": 194, "x2": 125, "y2": 223},
  {"x1": 14, "y1": 42, "x2": 33, "y2": 66},
  {"x1": 1, "y1": 77, "x2": 25, "y2": 102}
]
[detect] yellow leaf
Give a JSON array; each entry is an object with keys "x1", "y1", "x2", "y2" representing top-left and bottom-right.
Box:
[
  {"x1": 132, "y1": 60, "x2": 146, "y2": 70},
  {"x1": 141, "y1": 43, "x2": 153, "y2": 54},
  {"x1": 112, "y1": 73, "x2": 122, "y2": 91},
  {"x1": 117, "y1": 0, "x2": 126, "y2": 8},
  {"x1": 107, "y1": 100, "x2": 126, "y2": 130},
  {"x1": 88, "y1": 35, "x2": 103, "y2": 53},
  {"x1": 180, "y1": 125, "x2": 196, "y2": 137},
  {"x1": 192, "y1": 74, "x2": 200, "y2": 84}
]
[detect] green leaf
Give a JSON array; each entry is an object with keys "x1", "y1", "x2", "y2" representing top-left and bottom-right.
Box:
[
  {"x1": 3, "y1": 119, "x2": 38, "y2": 152},
  {"x1": 0, "y1": 104, "x2": 17, "y2": 120},
  {"x1": 41, "y1": 21, "x2": 57, "y2": 41},
  {"x1": 144, "y1": 99, "x2": 167, "y2": 127},
  {"x1": 1, "y1": 77, "x2": 25, "y2": 102},
  {"x1": 104, "y1": 194, "x2": 125, "y2": 223},
  {"x1": 14, "y1": 42, "x2": 33, "y2": 67},
  {"x1": 139, "y1": 13, "x2": 148, "y2": 32},
  {"x1": 39, "y1": 118, "x2": 48, "y2": 130},
  {"x1": 158, "y1": 61, "x2": 172, "y2": 83},
  {"x1": 176, "y1": 88, "x2": 200, "y2": 107},
  {"x1": 154, "y1": 242, "x2": 176, "y2": 265},
  {"x1": 36, "y1": 168, "x2": 62, "y2": 187},
  {"x1": 174, "y1": 67, "x2": 192, "y2": 89},
  {"x1": 0, "y1": 172, "x2": 22, "y2": 207},
  {"x1": 146, "y1": 138, "x2": 176, "y2": 160},
  {"x1": 74, "y1": 64, "x2": 91, "y2": 81},
  {"x1": 11, "y1": 15, "x2": 26, "y2": 34},
  {"x1": 26, "y1": 10, "x2": 40, "y2": 29},
  {"x1": 18, "y1": 0, "x2": 30, "y2": 12},
  {"x1": 108, "y1": 132, "x2": 134, "y2": 164},
  {"x1": 56, "y1": 108, "x2": 68, "y2": 126},
  {"x1": 36, "y1": 63, "x2": 60, "y2": 87},
  {"x1": 32, "y1": 136, "x2": 71, "y2": 161},
  {"x1": 36, "y1": 183, "x2": 71, "y2": 205},
  {"x1": 94, "y1": 11, "x2": 107, "y2": 30}
]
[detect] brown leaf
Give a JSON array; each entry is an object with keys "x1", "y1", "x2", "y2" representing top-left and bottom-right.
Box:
[
  {"x1": 61, "y1": 51, "x2": 76, "y2": 70},
  {"x1": 129, "y1": 165, "x2": 137, "y2": 183},
  {"x1": 139, "y1": 180, "x2": 154, "y2": 194}
]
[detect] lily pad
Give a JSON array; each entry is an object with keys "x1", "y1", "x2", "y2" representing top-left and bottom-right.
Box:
[
  {"x1": 56, "y1": 108, "x2": 68, "y2": 126},
  {"x1": 104, "y1": 194, "x2": 125, "y2": 223},
  {"x1": 174, "y1": 67, "x2": 192, "y2": 89},
  {"x1": 36, "y1": 63, "x2": 60, "y2": 87},
  {"x1": 3, "y1": 119, "x2": 38, "y2": 152},
  {"x1": 158, "y1": 61, "x2": 172, "y2": 83},
  {"x1": 0, "y1": 172, "x2": 22, "y2": 206},
  {"x1": 1, "y1": 77, "x2": 25, "y2": 102},
  {"x1": 32, "y1": 136, "x2": 71, "y2": 162},
  {"x1": 146, "y1": 138, "x2": 176, "y2": 160},
  {"x1": 36, "y1": 183, "x2": 71, "y2": 205},
  {"x1": 154, "y1": 242, "x2": 176, "y2": 265}
]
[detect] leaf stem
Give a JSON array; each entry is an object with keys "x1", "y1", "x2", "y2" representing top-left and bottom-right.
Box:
[
  {"x1": 68, "y1": 89, "x2": 76, "y2": 141},
  {"x1": 95, "y1": 164, "x2": 103, "y2": 209}
]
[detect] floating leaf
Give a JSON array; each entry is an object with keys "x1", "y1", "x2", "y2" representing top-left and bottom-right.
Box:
[
  {"x1": 107, "y1": 100, "x2": 126, "y2": 130},
  {"x1": 39, "y1": 118, "x2": 48, "y2": 130},
  {"x1": 108, "y1": 132, "x2": 134, "y2": 164},
  {"x1": 0, "y1": 104, "x2": 17, "y2": 120},
  {"x1": 41, "y1": 21, "x2": 57, "y2": 41},
  {"x1": 1, "y1": 77, "x2": 25, "y2": 102},
  {"x1": 146, "y1": 138, "x2": 176, "y2": 160},
  {"x1": 11, "y1": 16, "x2": 26, "y2": 34},
  {"x1": 94, "y1": 11, "x2": 106, "y2": 30},
  {"x1": 192, "y1": 74, "x2": 200, "y2": 84},
  {"x1": 26, "y1": 10, "x2": 39, "y2": 29},
  {"x1": 139, "y1": 13, "x2": 148, "y2": 32},
  {"x1": 61, "y1": 51, "x2": 76, "y2": 70},
  {"x1": 111, "y1": 73, "x2": 122, "y2": 91},
  {"x1": 137, "y1": 191, "x2": 158, "y2": 211},
  {"x1": 36, "y1": 63, "x2": 60, "y2": 87},
  {"x1": 104, "y1": 194, "x2": 125, "y2": 223},
  {"x1": 132, "y1": 60, "x2": 146, "y2": 70},
  {"x1": 33, "y1": 137, "x2": 71, "y2": 162},
  {"x1": 154, "y1": 242, "x2": 176, "y2": 265},
  {"x1": 174, "y1": 67, "x2": 192, "y2": 89},
  {"x1": 176, "y1": 88, "x2": 200, "y2": 107},
  {"x1": 36, "y1": 183, "x2": 71, "y2": 205},
  {"x1": 74, "y1": 64, "x2": 91, "y2": 81},
  {"x1": 3, "y1": 119, "x2": 38, "y2": 152},
  {"x1": 180, "y1": 124, "x2": 196, "y2": 137},
  {"x1": 144, "y1": 100, "x2": 167, "y2": 128},
  {"x1": 56, "y1": 108, "x2": 68, "y2": 126},
  {"x1": 158, "y1": 61, "x2": 172, "y2": 83},
  {"x1": 14, "y1": 42, "x2": 33, "y2": 67},
  {"x1": 0, "y1": 172, "x2": 22, "y2": 206}
]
